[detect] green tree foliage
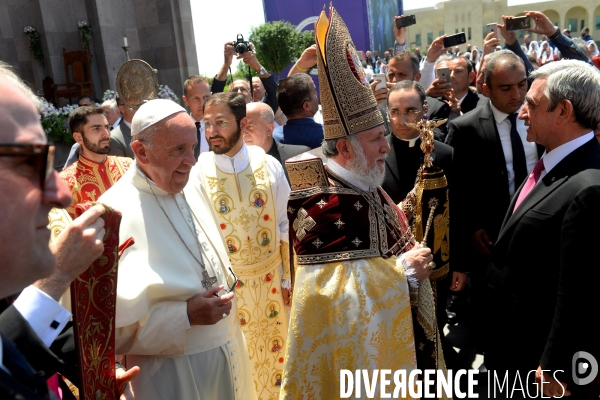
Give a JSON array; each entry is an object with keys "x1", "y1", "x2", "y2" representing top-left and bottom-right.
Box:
[
  {"x1": 295, "y1": 30, "x2": 315, "y2": 58},
  {"x1": 250, "y1": 21, "x2": 297, "y2": 81},
  {"x1": 250, "y1": 22, "x2": 316, "y2": 80}
]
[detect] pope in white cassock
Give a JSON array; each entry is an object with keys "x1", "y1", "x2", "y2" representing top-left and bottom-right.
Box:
[{"x1": 99, "y1": 99, "x2": 257, "y2": 400}]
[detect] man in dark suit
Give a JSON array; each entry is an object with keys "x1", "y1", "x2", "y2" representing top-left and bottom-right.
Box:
[
  {"x1": 108, "y1": 94, "x2": 136, "y2": 159},
  {"x1": 381, "y1": 81, "x2": 466, "y2": 369},
  {"x1": 372, "y1": 50, "x2": 452, "y2": 137},
  {"x1": 485, "y1": 60, "x2": 600, "y2": 398},
  {"x1": 0, "y1": 71, "x2": 138, "y2": 400},
  {"x1": 0, "y1": 72, "x2": 79, "y2": 399},
  {"x1": 244, "y1": 102, "x2": 309, "y2": 184},
  {"x1": 431, "y1": 55, "x2": 488, "y2": 141},
  {"x1": 436, "y1": 55, "x2": 488, "y2": 115},
  {"x1": 445, "y1": 50, "x2": 540, "y2": 347}
]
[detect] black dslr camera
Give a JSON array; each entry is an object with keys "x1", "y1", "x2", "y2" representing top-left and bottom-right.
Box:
[{"x1": 233, "y1": 34, "x2": 250, "y2": 54}]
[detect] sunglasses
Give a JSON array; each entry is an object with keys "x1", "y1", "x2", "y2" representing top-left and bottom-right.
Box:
[{"x1": 0, "y1": 144, "x2": 55, "y2": 189}]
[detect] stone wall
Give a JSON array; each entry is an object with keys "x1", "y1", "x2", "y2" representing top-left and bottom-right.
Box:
[{"x1": 0, "y1": 0, "x2": 198, "y2": 104}]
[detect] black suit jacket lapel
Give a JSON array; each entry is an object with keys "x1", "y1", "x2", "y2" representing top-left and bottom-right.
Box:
[
  {"x1": 498, "y1": 138, "x2": 600, "y2": 243},
  {"x1": 478, "y1": 103, "x2": 507, "y2": 174},
  {"x1": 384, "y1": 134, "x2": 401, "y2": 188}
]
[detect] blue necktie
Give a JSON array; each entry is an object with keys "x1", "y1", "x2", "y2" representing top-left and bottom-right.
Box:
[{"x1": 507, "y1": 113, "x2": 527, "y2": 187}]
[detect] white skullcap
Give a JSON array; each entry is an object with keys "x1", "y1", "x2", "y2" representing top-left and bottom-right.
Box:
[{"x1": 131, "y1": 99, "x2": 186, "y2": 136}]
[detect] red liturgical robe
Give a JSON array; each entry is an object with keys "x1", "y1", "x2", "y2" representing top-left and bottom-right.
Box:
[{"x1": 60, "y1": 155, "x2": 132, "y2": 219}]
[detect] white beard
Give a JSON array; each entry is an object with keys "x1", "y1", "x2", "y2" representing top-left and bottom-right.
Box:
[{"x1": 346, "y1": 138, "x2": 386, "y2": 188}]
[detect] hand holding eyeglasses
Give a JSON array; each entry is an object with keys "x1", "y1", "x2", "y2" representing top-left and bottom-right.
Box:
[{"x1": 187, "y1": 285, "x2": 235, "y2": 325}]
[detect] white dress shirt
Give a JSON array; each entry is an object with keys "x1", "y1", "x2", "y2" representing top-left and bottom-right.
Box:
[
  {"x1": 191, "y1": 114, "x2": 209, "y2": 154},
  {"x1": 537, "y1": 131, "x2": 595, "y2": 183},
  {"x1": 490, "y1": 103, "x2": 539, "y2": 196},
  {"x1": 13, "y1": 285, "x2": 71, "y2": 347}
]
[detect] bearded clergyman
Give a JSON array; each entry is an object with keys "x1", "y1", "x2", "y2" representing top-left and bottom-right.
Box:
[{"x1": 280, "y1": 6, "x2": 448, "y2": 399}]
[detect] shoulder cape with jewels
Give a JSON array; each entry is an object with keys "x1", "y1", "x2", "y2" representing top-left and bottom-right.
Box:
[
  {"x1": 196, "y1": 145, "x2": 290, "y2": 399},
  {"x1": 60, "y1": 155, "x2": 132, "y2": 219},
  {"x1": 286, "y1": 157, "x2": 414, "y2": 262}
]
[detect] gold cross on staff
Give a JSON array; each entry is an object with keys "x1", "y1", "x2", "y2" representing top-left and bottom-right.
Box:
[
  {"x1": 405, "y1": 118, "x2": 447, "y2": 168},
  {"x1": 201, "y1": 270, "x2": 218, "y2": 290}
]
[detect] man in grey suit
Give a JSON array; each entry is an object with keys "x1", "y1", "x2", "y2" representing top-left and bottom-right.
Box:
[{"x1": 108, "y1": 94, "x2": 135, "y2": 158}]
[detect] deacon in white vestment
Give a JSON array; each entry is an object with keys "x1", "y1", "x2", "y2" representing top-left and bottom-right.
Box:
[
  {"x1": 195, "y1": 93, "x2": 292, "y2": 399},
  {"x1": 99, "y1": 99, "x2": 257, "y2": 400}
]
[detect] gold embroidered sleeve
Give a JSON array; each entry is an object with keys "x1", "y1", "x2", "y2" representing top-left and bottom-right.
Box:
[{"x1": 280, "y1": 240, "x2": 291, "y2": 280}]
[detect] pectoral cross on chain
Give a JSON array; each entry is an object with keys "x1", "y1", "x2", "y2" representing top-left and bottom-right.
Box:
[{"x1": 201, "y1": 270, "x2": 218, "y2": 290}]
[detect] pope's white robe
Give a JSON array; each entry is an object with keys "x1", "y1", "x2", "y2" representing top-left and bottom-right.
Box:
[{"x1": 99, "y1": 165, "x2": 256, "y2": 400}]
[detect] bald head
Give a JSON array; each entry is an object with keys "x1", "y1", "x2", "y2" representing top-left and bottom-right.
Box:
[{"x1": 244, "y1": 102, "x2": 275, "y2": 152}]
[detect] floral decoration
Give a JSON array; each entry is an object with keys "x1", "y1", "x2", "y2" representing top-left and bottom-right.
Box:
[
  {"x1": 157, "y1": 85, "x2": 180, "y2": 104},
  {"x1": 78, "y1": 20, "x2": 92, "y2": 49},
  {"x1": 103, "y1": 89, "x2": 117, "y2": 101},
  {"x1": 23, "y1": 26, "x2": 44, "y2": 66}
]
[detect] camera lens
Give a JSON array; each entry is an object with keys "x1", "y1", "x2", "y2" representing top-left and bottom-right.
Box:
[{"x1": 236, "y1": 43, "x2": 248, "y2": 54}]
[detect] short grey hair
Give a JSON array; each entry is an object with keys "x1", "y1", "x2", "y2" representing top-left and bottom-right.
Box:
[
  {"x1": 101, "y1": 98, "x2": 118, "y2": 110},
  {"x1": 530, "y1": 60, "x2": 600, "y2": 130},
  {"x1": 434, "y1": 54, "x2": 454, "y2": 70},
  {"x1": 321, "y1": 137, "x2": 339, "y2": 157},
  {"x1": 483, "y1": 50, "x2": 525, "y2": 86},
  {"x1": 572, "y1": 38, "x2": 590, "y2": 56},
  {"x1": 0, "y1": 61, "x2": 41, "y2": 110},
  {"x1": 321, "y1": 133, "x2": 360, "y2": 158}
]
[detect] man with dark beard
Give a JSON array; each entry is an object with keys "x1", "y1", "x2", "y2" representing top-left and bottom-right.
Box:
[
  {"x1": 59, "y1": 107, "x2": 132, "y2": 219},
  {"x1": 194, "y1": 92, "x2": 292, "y2": 399}
]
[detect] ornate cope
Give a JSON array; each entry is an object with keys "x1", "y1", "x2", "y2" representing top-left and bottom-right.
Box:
[{"x1": 60, "y1": 155, "x2": 132, "y2": 219}]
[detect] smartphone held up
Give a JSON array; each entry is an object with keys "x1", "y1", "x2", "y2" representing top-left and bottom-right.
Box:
[{"x1": 505, "y1": 16, "x2": 531, "y2": 31}]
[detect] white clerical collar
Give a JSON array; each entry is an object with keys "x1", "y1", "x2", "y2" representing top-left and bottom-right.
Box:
[
  {"x1": 489, "y1": 101, "x2": 523, "y2": 125},
  {"x1": 401, "y1": 137, "x2": 419, "y2": 147},
  {"x1": 189, "y1": 112, "x2": 203, "y2": 125},
  {"x1": 327, "y1": 158, "x2": 373, "y2": 192},
  {"x1": 213, "y1": 142, "x2": 249, "y2": 174}
]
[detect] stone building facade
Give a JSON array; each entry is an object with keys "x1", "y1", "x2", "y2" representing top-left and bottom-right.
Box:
[
  {"x1": 404, "y1": 0, "x2": 599, "y2": 51},
  {"x1": 0, "y1": 0, "x2": 198, "y2": 102}
]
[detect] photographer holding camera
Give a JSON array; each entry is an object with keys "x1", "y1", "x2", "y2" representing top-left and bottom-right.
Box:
[{"x1": 211, "y1": 36, "x2": 279, "y2": 114}]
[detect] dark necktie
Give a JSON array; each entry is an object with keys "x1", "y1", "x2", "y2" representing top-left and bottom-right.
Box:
[
  {"x1": 1, "y1": 334, "x2": 48, "y2": 398},
  {"x1": 194, "y1": 121, "x2": 202, "y2": 160},
  {"x1": 507, "y1": 113, "x2": 527, "y2": 188}
]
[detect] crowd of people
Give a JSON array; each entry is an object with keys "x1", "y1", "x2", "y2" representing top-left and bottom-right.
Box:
[{"x1": 1, "y1": 6, "x2": 599, "y2": 400}]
